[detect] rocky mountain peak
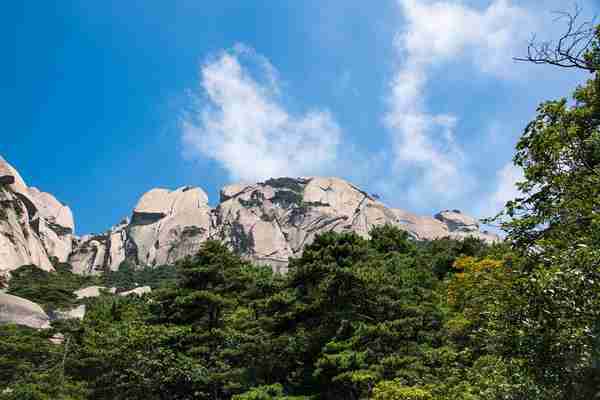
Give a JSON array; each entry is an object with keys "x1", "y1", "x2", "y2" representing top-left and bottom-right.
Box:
[
  {"x1": 0, "y1": 155, "x2": 499, "y2": 277},
  {"x1": 0, "y1": 157, "x2": 75, "y2": 275}
]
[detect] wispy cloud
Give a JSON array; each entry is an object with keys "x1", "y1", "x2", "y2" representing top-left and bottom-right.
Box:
[
  {"x1": 182, "y1": 44, "x2": 342, "y2": 182},
  {"x1": 384, "y1": 0, "x2": 533, "y2": 204},
  {"x1": 179, "y1": 1, "x2": 590, "y2": 223}
]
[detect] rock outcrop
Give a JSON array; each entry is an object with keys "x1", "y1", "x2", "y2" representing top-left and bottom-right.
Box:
[
  {"x1": 68, "y1": 219, "x2": 129, "y2": 275},
  {"x1": 211, "y1": 178, "x2": 499, "y2": 271},
  {"x1": 214, "y1": 177, "x2": 402, "y2": 272},
  {"x1": 0, "y1": 292, "x2": 50, "y2": 329},
  {"x1": 0, "y1": 186, "x2": 53, "y2": 271},
  {"x1": 432, "y1": 210, "x2": 499, "y2": 242},
  {"x1": 390, "y1": 208, "x2": 498, "y2": 242},
  {"x1": 69, "y1": 186, "x2": 213, "y2": 274},
  {"x1": 0, "y1": 157, "x2": 75, "y2": 274},
  {"x1": 0, "y1": 155, "x2": 499, "y2": 276},
  {"x1": 128, "y1": 186, "x2": 212, "y2": 266},
  {"x1": 119, "y1": 286, "x2": 151, "y2": 297},
  {"x1": 74, "y1": 286, "x2": 116, "y2": 299}
]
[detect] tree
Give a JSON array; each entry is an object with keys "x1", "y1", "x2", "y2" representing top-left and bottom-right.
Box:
[
  {"x1": 7, "y1": 264, "x2": 96, "y2": 311},
  {"x1": 150, "y1": 241, "x2": 275, "y2": 399},
  {"x1": 515, "y1": 6, "x2": 600, "y2": 72},
  {"x1": 369, "y1": 224, "x2": 416, "y2": 255},
  {"x1": 495, "y1": 13, "x2": 600, "y2": 398},
  {"x1": 371, "y1": 380, "x2": 432, "y2": 400},
  {"x1": 503, "y1": 10, "x2": 600, "y2": 252},
  {"x1": 0, "y1": 325, "x2": 88, "y2": 400}
]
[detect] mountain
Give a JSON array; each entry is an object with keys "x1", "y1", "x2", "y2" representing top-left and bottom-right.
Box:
[
  {"x1": 0, "y1": 156, "x2": 74, "y2": 273},
  {"x1": 0, "y1": 156, "x2": 498, "y2": 276}
]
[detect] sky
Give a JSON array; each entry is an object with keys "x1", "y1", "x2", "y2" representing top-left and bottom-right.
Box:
[{"x1": 2, "y1": 0, "x2": 598, "y2": 235}]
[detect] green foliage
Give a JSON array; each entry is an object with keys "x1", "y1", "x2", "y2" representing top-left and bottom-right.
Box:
[
  {"x1": 0, "y1": 325, "x2": 88, "y2": 399},
  {"x1": 417, "y1": 237, "x2": 491, "y2": 279},
  {"x1": 498, "y1": 25, "x2": 600, "y2": 255},
  {"x1": 102, "y1": 261, "x2": 176, "y2": 291},
  {"x1": 232, "y1": 384, "x2": 284, "y2": 400},
  {"x1": 233, "y1": 384, "x2": 311, "y2": 400},
  {"x1": 239, "y1": 191, "x2": 266, "y2": 208},
  {"x1": 3, "y1": 221, "x2": 596, "y2": 399},
  {"x1": 369, "y1": 224, "x2": 416, "y2": 255},
  {"x1": 483, "y1": 27, "x2": 600, "y2": 399},
  {"x1": 372, "y1": 381, "x2": 432, "y2": 400},
  {"x1": 7, "y1": 264, "x2": 96, "y2": 310},
  {"x1": 270, "y1": 190, "x2": 303, "y2": 208}
]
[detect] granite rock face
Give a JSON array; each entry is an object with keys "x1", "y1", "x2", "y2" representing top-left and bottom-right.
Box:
[
  {"x1": 0, "y1": 154, "x2": 499, "y2": 275},
  {"x1": 68, "y1": 219, "x2": 129, "y2": 275},
  {"x1": 212, "y1": 178, "x2": 499, "y2": 271},
  {"x1": 74, "y1": 286, "x2": 117, "y2": 299},
  {"x1": 0, "y1": 157, "x2": 75, "y2": 274},
  {"x1": 128, "y1": 186, "x2": 212, "y2": 266},
  {"x1": 69, "y1": 186, "x2": 213, "y2": 274},
  {"x1": 214, "y1": 177, "x2": 402, "y2": 272},
  {"x1": 0, "y1": 186, "x2": 53, "y2": 272},
  {"x1": 119, "y1": 286, "x2": 151, "y2": 297},
  {"x1": 390, "y1": 208, "x2": 498, "y2": 242},
  {"x1": 0, "y1": 292, "x2": 50, "y2": 329}
]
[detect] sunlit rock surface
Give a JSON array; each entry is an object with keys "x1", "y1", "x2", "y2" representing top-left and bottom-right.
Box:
[
  {"x1": 0, "y1": 154, "x2": 499, "y2": 275},
  {"x1": 0, "y1": 292, "x2": 50, "y2": 329}
]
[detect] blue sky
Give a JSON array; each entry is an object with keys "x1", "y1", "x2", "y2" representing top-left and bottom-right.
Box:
[{"x1": 2, "y1": 0, "x2": 598, "y2": 235}]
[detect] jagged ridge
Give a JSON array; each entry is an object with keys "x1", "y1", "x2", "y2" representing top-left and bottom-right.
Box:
[{"x1": 0, "y1": 156, "x2": 498, "y2": 276}]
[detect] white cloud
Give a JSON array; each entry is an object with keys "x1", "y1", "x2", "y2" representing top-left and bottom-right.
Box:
[
  {"x1": 182, "y1": 45, "x2": 342, "y2": 182},
  {"x1": 478, "y1": 162, "x2": 523, "y2": 218},
  {"x1": 385, "y1": 0, "x2": 533, "y2": 204},
  {"x1": 398, "y1": 0, "x2": 533, "y2": 75}
]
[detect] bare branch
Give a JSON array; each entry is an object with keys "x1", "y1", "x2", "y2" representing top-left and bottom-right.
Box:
[{"x1": 514, "y1": 5, "x2": 599, "y2": 72}]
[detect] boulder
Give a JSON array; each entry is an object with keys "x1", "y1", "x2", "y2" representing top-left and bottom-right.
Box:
[
  {"x1": 434, "y1": 210, "x2": 499, "y2": 242},
  {"x1": 49, "y1": 333, "x2": 65, "y2": 345},
  {"x1": 119, "y1": 286, "x2": 151, "y2": 297},
  {"x1": 74, "y1": 286, "x2": 116, "y2": 299},
  {"x1": 0, "y1": 293, "x2": 50, "y2": 329}
]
